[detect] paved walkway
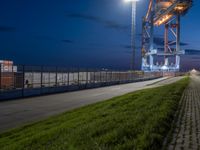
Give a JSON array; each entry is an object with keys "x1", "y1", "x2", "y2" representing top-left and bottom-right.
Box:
[
  {"x1": 0, "y1": 76, "x2": 182, "y2": 133},
  {"x1": 167, "y1": 74, "x2": 200, "y2": 150}
]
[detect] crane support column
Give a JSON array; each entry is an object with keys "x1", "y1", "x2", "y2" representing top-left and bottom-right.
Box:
[
  {"x1": 176, "y1": 15, "x2": 180, "y2": 69},
  {"x1": 164, "y1": 24, "x2": 169, "y2": 66},
  {"x1": 149, "y1": 10, "x2": 154, "y2": 70}
]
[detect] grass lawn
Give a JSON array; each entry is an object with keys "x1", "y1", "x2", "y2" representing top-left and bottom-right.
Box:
[{"x1": 0, "y1": 77, "x2": 189, "y2": 150}]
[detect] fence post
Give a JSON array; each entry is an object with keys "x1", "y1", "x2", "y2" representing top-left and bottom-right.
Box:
[
  {"x1": 67, "y1": 69, "x2": 70, "y2": 86},
  {"x1": 48, "y1": 69, "x2": 50, "y2": 87},
  {"x1": 93, "y1": 70, "x2": 95, "y2": 83},
  {"x1": 55, "y1": 67, "x2": 58, "y2": 87},
  {"x1": 119, "y1": 72, "x2": 120, "y2": 82},
  {"x1": 12, "y1": 64, "x2": 14, "y2": 89},
  {"x1": 61, "y1": 69, "x2": 65, "y2": 86},
  {"x1": 100, "y1": 70, "x2": 102, "y2": 83},
  {"x1": 105, "y1": 70, "x2": 108, "y2": 84},
  {"x1": 31, "y1": 67, "x2": 34, "y2": 88},
  {"x1": 131, "y1": 72, "x2": 133, "y2": 81},
  {"x1": 0, "y1": 64, "x2": 1, "y2": 90},
  {"x1": 86, "y1": 69, "x2": 88, "y2": 85},
  {"x1": 22, "y1": 65, "x2": 25, "y2": 97},
  {"x1": 110, "y1": 71, "x2": 112, "y2": 82},
  {"x1": 78, "y1": 69, "x2": 80, "y2": 86},
  {"x1": 41, "y1": 66, "x2": 43, "y2": 91}
]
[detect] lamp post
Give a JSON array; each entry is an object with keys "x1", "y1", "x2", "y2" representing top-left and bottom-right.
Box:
[{"x1": 124, "y1": 0, "x2": 138, "y2": 70}]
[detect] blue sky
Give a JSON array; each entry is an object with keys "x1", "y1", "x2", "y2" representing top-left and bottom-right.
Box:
[{"x1": 0, "y1": 0, "x2": 199, "y2": 70}]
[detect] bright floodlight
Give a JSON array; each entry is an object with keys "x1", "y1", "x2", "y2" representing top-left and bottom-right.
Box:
[
  {"x1": 124, "y1": 0, "x2": 139, "y2": 2},
  {"x1": 191, "y1": 69, "x2": 197, "y2": 73}
]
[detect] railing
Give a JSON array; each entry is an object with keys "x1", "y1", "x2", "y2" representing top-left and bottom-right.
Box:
[{"x1": 0, "y1": 65, "x2": 163, "y2": 100}]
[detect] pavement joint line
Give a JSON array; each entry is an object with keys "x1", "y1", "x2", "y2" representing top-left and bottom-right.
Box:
[{"x1": 167, "y1": 75, "x2": 200, "y2": 150}]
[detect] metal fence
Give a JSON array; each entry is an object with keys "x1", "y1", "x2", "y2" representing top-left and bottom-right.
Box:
[{"x1": 0, "y1": 65, "x2": 163, "y2": 100}]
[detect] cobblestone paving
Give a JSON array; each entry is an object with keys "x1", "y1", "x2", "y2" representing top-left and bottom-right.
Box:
[{"x1": 167, "y1": 75, "x2": 200, "y2": 150}]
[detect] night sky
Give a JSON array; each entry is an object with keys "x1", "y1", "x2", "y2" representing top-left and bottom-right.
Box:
[{"x1": 0, "y1": 0, "x2": 199, "y2": 70}]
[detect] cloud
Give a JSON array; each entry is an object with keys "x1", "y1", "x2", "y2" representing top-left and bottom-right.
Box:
[
  {"x1": 178, "y1": 42, "x2": 188, "y2": 46},
  {"x1": 190, "y1": 56, "x2": 200, "y2": 60},
  {"x1": 122, "y1": 35, "x2": 188, "y2": 47},
  {"x1": 66, "y1": 13, "x2": 100, "y2": 22},
  {"x1": 103, "y1": 21, "x2": 128, "y2": 30},
  {"x1": 0, "y1": 26, "x2": 16, "y2": 32},
  {"x1": 141, "y1": 47, "x2": 200, "y2": 55},
  {"x1": 65, "y1": 13, "x2": 128, "y2": 31},
  {"x1": 122, "y1": 45, "x2": 131, "y2": 49},
  {"x1": 121, "y1": 45, "x2": 141, "y2": 50},
  {"x1": 185, "y1": 49, "x2": 200, "y2": 55},
  {"x1": 62, "y1": 39, "x2": 74, "y2": 43},
  {"x1": 122, "y1": 45, "x2": 142, "y2": 55},
  {"x1": 122, "y1": 45, "x2": 200, "y2": 56},
  {"x1": 34, "y1": 35, "x2": 55, "y2": 41},
  {"x1": 154, "y1": 37, "x2": 188, "y2": 46}
]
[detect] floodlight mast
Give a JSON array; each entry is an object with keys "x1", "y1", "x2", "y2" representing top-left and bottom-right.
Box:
[
  {"x1": 124, "y1": 0, "x2": 139, "y2": 70},
  {"x1": 131, "y1": 1, "x2": 136, "y2": 70}
]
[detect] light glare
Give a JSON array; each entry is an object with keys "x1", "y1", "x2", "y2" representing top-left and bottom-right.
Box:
[{"x1": 124, "y1": 0, "x2": 139, "y2": 2}]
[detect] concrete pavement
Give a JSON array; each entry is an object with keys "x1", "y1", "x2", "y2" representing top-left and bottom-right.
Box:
[
  {"x1": 167, "y1": 74, "x2": 200, "y2": 150},
  {"x1": 0, "y1": 76, "x2": 183, "y2": 132}
]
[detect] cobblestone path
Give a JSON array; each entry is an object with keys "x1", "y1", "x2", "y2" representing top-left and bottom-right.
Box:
[{"x1": 167, "y1": 74, "x2": 200, "y2": 150}]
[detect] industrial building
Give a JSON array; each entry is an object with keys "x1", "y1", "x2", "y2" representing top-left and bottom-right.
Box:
[
  {"x1": 0, "y1": 60, "x2": 19, "y2": 89},
  {"x1": 141, "y1": 0, "x2": 192, "y2": 71}
]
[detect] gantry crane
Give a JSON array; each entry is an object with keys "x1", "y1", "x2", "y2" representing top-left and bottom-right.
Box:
[{"x1": 141, "y1": 0, "x2": 192, "y2": 71}]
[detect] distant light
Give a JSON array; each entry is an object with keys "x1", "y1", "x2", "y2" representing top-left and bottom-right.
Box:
[
  {"x1": 154, "y1": 14, "x2": 173, "y2": 26},
  {"x1": 161, "y1": 65, "x2": 169, "y2": 70},
  {"x1": 191, "y1": 69, "x2": 197, "y2": 73},
  {"x1": 175, "y1": 6, "x2": 185, "y2": 12}
]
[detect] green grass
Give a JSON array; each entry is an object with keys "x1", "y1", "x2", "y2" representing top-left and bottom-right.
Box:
[{"x1": 0, "y1": 77, "x2": 189, "y2": 150}]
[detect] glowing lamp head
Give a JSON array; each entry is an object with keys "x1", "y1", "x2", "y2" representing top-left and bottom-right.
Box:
[{"x1": 124, "y1": 0, "x2": 139, "y2": 2}]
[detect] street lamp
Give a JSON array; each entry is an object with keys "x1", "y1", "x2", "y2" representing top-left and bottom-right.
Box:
[{"x1": 124, "y1": 0, "x2": 139, "y2": 70}]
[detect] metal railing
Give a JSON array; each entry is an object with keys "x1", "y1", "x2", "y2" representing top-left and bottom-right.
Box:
[{"x1": 0, "y1": 65, "x2": 163, "y2": 100}]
